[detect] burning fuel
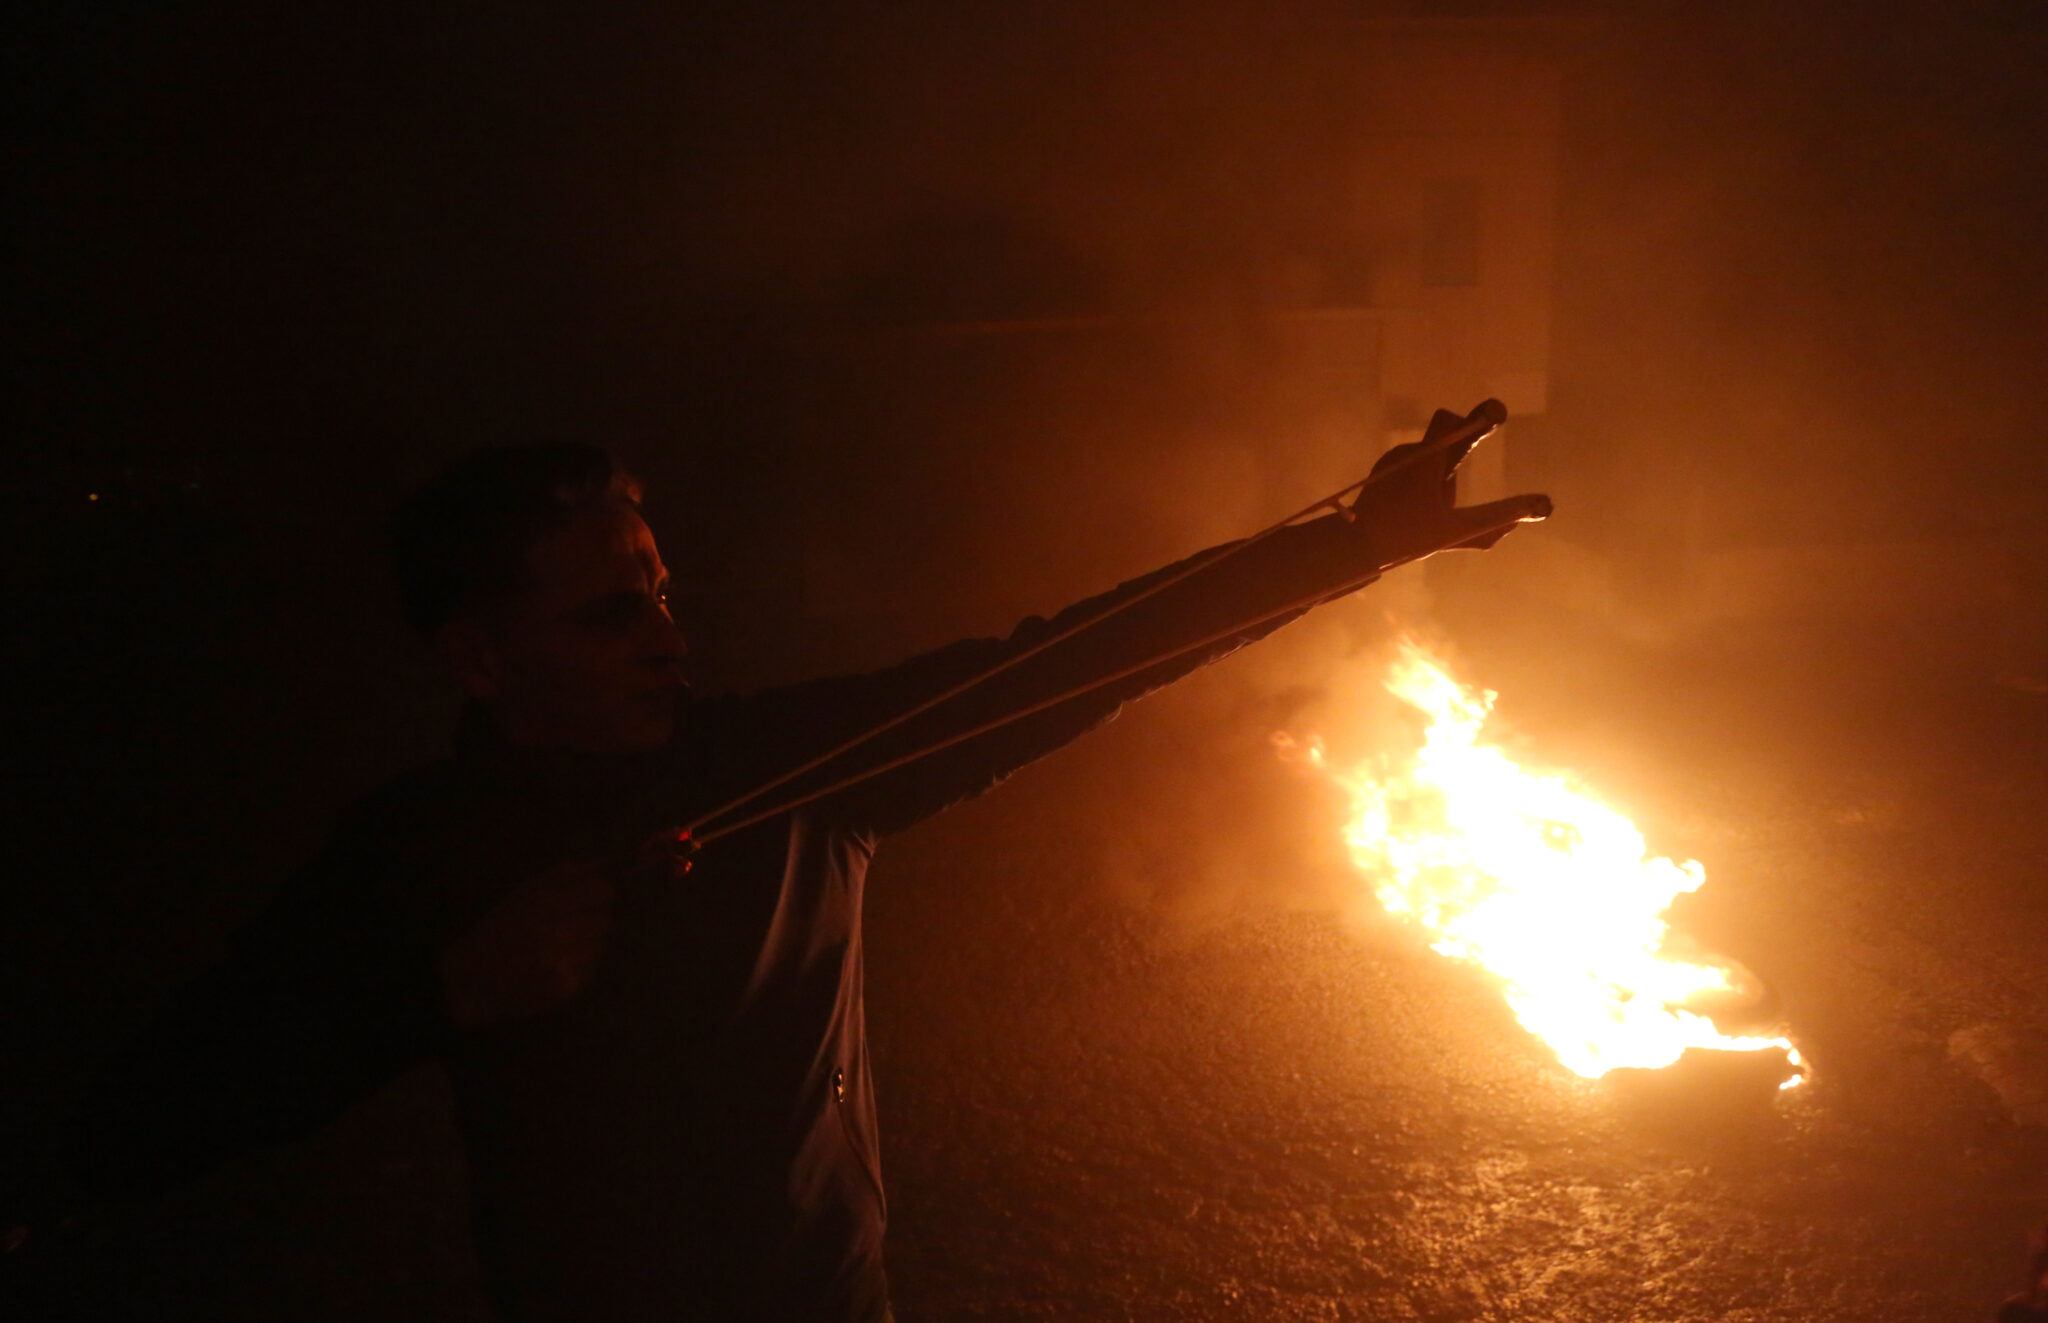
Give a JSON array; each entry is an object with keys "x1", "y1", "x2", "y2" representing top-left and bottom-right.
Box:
[{"x1": 1280, "y1": 640, "x2": 1805, "y2": 1090}]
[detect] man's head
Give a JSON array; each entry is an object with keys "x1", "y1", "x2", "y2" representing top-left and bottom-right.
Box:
[{"x1": 393, "y1": 444, "x2": 687, "y2": 754}]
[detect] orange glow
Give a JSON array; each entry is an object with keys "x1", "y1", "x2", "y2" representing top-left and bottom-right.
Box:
[{"x1": 1281, "y1": 640, "x2": 1805, "y2": 1088}]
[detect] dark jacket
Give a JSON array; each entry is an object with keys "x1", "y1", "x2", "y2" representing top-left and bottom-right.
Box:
[{"x1": 65, "y1": 515, "x2": 1387, "y2": 1321}]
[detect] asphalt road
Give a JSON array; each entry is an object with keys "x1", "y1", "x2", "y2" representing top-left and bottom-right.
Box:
[{"x1": 869, "y1": 606, "x2": 2048, "y2": 1322}]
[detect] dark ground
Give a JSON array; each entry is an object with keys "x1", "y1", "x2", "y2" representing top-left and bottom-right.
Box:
[
  {"x1": 865, "y1": 590, "x2": 2048, "y2": 1322},
  {"x1": 12, "y1": 578, "x2": 2046, "y2": 1322}
]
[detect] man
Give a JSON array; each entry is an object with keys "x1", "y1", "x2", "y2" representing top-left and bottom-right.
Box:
[{"x1": 53, "y1": 408, "x2": 1546, "y2": 1320}]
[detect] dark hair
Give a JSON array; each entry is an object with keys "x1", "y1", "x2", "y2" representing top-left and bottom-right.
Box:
[{"x1": 390, "y1": 443, "x2": 643, "y2": 635}]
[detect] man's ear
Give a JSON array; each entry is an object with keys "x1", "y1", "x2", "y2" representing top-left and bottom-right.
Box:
[{"x1": 437, "y1": 619, "x2": 505, "y2": 700}]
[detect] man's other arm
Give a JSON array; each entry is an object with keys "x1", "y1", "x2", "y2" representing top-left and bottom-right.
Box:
[{"x1": 61, "y1": 811, "x2": 450, "y2": 1203}]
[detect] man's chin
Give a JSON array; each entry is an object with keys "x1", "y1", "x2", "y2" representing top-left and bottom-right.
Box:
[{"x1": 615, "y1": 695, "x2": 679, "y2": 750}]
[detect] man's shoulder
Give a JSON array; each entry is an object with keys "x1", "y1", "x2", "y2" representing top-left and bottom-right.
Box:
[
  {"x1": 327, "y1": 755, "x2": 485, "y2": 853},
  {"x1": 293, "y1": 756, "x2": 524, "y2": 933}
]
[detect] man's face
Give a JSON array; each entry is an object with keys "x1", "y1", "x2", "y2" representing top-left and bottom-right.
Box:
[{"x1": 453, "y1": 499, "x2": 689, "y2": 754}]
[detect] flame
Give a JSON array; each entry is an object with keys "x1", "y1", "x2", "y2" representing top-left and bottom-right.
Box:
[{"x1": 1282, "y1": 640, "x2": 1804, "y2": 1088}]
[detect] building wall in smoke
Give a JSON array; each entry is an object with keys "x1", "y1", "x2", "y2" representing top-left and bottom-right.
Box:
[
  {"x1": 1357, "y1": 15, "x2": 1564, "y2": 500},
  {"x1": 781, "y1": 12, "x2": 1568, "y2": 659}
]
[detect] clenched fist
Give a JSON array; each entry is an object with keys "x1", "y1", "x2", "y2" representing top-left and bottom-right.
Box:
[
  {"x1": 1350, "y1": 400, "x2": 1551, "y2": 568},
  {"x1": 438, "y1": 857, "x2": 618, "y2": 1029}
]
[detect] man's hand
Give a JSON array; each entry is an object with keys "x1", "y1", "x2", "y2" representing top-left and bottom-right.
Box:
[
  {"x1": 438, "y1": 857, "x2": 618, "y2": 1030},
  {"x1": 1350, "y1": 400, "x2": 1551, "y2": 568}
]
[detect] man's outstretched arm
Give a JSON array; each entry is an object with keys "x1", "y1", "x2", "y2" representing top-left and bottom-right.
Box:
[{"x1": 666, "y1": 410, "x2": 1548, "y2": 841}]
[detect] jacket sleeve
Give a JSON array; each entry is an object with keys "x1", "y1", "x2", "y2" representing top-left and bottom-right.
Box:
[
  {"x1": 61, "y1": 806, "x2": 452, "y2": 1203},
  {"x1": 676, "y1": 512, "x2": 1386, "y2": 841}
]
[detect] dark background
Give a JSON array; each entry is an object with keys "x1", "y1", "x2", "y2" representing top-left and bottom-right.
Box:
[{"x1": 7, "y1": 1, "x2": 2048, "y2": 1318}]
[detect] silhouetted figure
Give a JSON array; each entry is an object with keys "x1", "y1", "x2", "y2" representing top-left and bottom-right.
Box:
[{"x1": 37, "y1": 414, "x2": 1543, "y2": 1321}]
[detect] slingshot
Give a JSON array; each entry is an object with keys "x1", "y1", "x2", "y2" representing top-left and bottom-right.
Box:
[{"x1": 672, "y1": 399, "x2": 1547, "y2": 856}]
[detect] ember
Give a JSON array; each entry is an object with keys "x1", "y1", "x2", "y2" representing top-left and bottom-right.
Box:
[{"x1": 1280, "y1": 640, "x2": 1805, "y2": 1089}]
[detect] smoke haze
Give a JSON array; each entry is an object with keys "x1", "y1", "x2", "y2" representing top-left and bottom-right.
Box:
[{"x1": 9, "y1": 3, "x2": 2048, "y2": 1315}]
